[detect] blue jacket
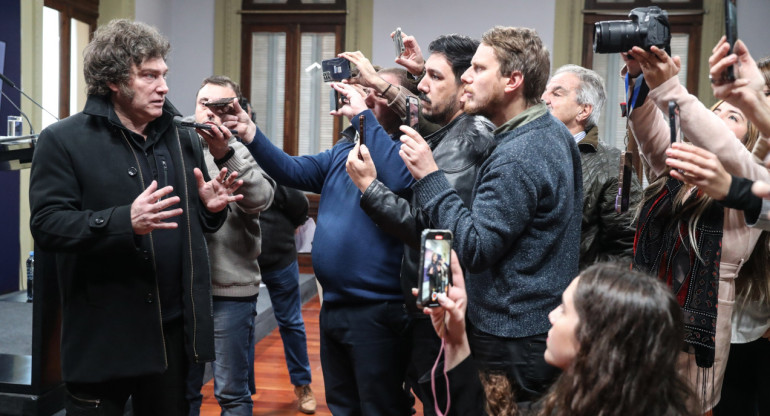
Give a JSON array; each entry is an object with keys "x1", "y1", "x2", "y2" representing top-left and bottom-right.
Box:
[
  {"x1": 246, "y1": 110, "x2": 413, "y2": 303},
  {"x1": 412, "y1": 103, "x2": 582, "y2": 338}
]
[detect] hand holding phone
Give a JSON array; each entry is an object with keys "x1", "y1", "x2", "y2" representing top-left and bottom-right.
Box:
[{"x1": 417, "y1": 229, "x2": 453, "y2": 309}]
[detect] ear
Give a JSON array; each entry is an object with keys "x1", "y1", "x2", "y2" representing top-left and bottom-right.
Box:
[
  {"x1": 503, "y1": 71, "x2": 524, "y2": 94},
  {"x1": 107, "y1": 82, "x2": 120, "y2": 94},
  {"x1": 576, "y1": 103, "x2": 593, "y2": 124}
]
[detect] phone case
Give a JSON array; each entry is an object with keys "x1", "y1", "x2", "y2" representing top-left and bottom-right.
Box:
[
  {"x1": 394, "y1": 27, "x2": 405, "y2": 58},
  {"x1": 417, "y1": 229, "x2": 453, "y2": 309}
]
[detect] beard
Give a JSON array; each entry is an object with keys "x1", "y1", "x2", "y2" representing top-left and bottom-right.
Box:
[
  {"x1": 463, "y1": 89, "x2": 502, "y2": 120},
  {"x1": 422, "y1": 93, "x2": 462, "y2": 125}
]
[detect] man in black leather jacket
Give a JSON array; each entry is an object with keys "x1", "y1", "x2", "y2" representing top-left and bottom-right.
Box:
[
  {"x1": 542, "y1": 64, "x2": 641, "y2": 270},
  {"x1": 346, "y1": 34, "x2": 495, "y2": 414}
]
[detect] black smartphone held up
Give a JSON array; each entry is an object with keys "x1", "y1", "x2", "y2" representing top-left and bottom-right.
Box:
[
  {"x1": 203, "y1": 97, "x2": 237, "y2": 108},
  {"x1": 417, "y1": 229, "x2": 453, "y2": 309},
  {"x1": 405, "y1": 95, "x2": 420, "y2": 131},
  {"x1": 615, "y1": 151, "x2": 633, "y2": 213},
  {"x1": 394, "y1": 27, "x2": 406, "y2": 58},
  {"x1": 724, "y1": 0, "x2": 738, "y2": 81},
  {"x1": 358, "y1": 114, "x2": 366, "y2": 155}
]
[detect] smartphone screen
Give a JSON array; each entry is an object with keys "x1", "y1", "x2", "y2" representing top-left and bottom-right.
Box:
[
  {"x1": 394, "y1": 27, "x2": 405, "y2": 58},
  {"x1": 417, "y1": 229, "x2": 453, "y2": 309},
  {"x1": 724, "y1": 0, "x2": 737, "y2": 81},
  {"x1": 405, "y1": 96, "x2": 420, "y2": 130}
]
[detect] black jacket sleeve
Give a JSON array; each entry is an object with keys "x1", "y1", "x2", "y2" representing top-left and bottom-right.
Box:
[{"x1": 360, "y1": 179, "x2": 425, "y2": 250}]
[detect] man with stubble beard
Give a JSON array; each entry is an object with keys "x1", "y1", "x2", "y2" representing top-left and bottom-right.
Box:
[
  {"x1": 346, "y1": 34, "x2": 495, "y2": 414},
  {"x1": 397, "y1": 26, "x2": 582, "y2": 408}
]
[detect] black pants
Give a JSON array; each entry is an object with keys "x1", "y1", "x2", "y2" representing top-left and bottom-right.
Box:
[
  {"x1": 712, "y1": 337, "x2": 770, "y2": 416},
  {"x1": 404, "y1": 316, "x2": 441, "y2": 416},
  {"x1": 65, "y1": 318, "x2": 189, "y2": 416},
  {"x1": 319, "y1": 300, "x2": 411, "y2": 416},
  {"x1": 467, "y1": 320, "x2": 560, "y2": 405}
]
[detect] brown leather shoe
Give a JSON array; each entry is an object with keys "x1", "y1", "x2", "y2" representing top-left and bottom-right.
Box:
[{"x1": 294, "y1": 384, "x2": 317, "y2": 414}]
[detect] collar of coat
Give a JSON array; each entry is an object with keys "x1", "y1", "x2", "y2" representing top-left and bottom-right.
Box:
[
  {"x1": 83, "y1": 93, "x2": 183, "y2": 135},
  {"x1": 577, "y1": 125, "x2": 599, "y2": 153}
]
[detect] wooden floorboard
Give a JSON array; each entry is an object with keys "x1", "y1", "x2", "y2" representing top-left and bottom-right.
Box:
[{"x1": 200, "y1": 294, "x2": 424, "y2": 415}]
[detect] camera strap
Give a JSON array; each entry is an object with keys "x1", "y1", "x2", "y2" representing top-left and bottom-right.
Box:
[{"x1": 624, "y1": 73, "x2": 650, "y2": 117}]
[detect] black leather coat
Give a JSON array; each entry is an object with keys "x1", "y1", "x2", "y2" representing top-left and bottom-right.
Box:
[
  {"x1": 577, "y1": 126, "x2": 641, "y2": 270},
  {"x1": 360, "y1": 113, "x2": 495, "y2": 314}
]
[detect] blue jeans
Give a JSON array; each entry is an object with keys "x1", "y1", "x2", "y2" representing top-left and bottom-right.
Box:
[
  {"x1": 320, "y1": 300, "x2": 411, "y2": 416},
  {"x1": 187, "y1": 295, "x2": 258, "y2": 416},
  {"x1": 261, "y1": 260, "x2": 312, "y2": 386}
]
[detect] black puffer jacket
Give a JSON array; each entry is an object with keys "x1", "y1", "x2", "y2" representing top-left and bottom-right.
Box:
[
  {"x1": 577, "y1": 126, "x2": 641, "y2": 270},
  {"x1": 360, "y1": 113, "x2": 495, "y2": 314}
]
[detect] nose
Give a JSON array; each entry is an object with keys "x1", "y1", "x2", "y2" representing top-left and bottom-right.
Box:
[
  {"x1": 548, "y1": 308, "x2": 557, "y2": 324},
  {"x1": 157, "y1": 77, "x2": 169, "y2": 95},
  {"x1": 417, "y1": 77, "x2": 428, "y2": 94},
  {"x1": 460, "y1": 67, "x2": 472, "y2": 85}
]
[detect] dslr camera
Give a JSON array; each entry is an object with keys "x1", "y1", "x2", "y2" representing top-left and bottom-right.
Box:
[{"x1": 593, "y1": 6, "x2": 671, "y2": 54}]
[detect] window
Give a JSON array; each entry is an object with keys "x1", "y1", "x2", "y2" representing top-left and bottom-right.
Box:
[
  {"x1": 41, "y1": 0, "x2": 97, "y2": 127},
  {"x1": 241, "y1": 0, "x2": 346, "y2": 156},
  {"x1": 581, "y1": 0, "x2": 703, "y2": 150}
]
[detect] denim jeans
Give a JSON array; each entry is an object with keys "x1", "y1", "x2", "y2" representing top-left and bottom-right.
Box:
[{"x1": 261, "y1": 260, "x2": 312, "y2": 386}]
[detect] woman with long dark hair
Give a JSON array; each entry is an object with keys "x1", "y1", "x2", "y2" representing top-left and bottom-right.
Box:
[
  {"x1": 422, "y1": 256, "x2": 696, "y2": 416},
  {"x1": 624, "y1": 44, "x2": 767, "y2": 411}
]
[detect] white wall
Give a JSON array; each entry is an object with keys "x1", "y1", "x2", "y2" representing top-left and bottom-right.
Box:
[
  {"x1": 135, "y1": 0, "x2": 215, "y2": 116},
  {"x1": 737, "y1": 0, "x2": 770, "y2": 60},
  {"x1": 371, "y1": 0, "x2": 556, "y2": 71}
]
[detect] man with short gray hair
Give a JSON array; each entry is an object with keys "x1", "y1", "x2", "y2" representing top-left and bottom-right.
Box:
[{"x1": 542, "y1": 64, "x2": 641, "y2": 270}]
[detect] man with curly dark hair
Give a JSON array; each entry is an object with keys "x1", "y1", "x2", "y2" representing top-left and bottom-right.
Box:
[{"x1": 29, "y1": 19, "x2": 245, "y2": 415}]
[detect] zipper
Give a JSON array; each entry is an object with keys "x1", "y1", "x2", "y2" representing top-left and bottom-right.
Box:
[{"x1": 119, "y1": 130, "x2": 168, "y2": 369}]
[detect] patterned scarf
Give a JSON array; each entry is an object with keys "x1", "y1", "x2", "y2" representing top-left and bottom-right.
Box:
[{"x1": 633, "y1": 177, "x2": 723, "y2": 368}]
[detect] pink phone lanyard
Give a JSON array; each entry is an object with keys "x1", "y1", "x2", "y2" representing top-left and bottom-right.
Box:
[{"x1": 431, "y1": 338, "x2": 451, "y2": 415}]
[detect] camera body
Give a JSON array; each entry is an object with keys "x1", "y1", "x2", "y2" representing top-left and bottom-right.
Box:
[{"x1": 593, "y1": 6, "x2": 671, "y2": 54}]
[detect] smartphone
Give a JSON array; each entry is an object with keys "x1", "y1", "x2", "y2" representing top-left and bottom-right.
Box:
[
  {"x1": 203, "y1": 97, "x2": 237, "y2": 108},
  {"x1": 417, "y1": 229, "x2": 453, "y2": 309},
  {"x1": 615, "y1": 151, "x2": 633, "y2": 213},
  {"x1": 358, "y1": 115, "x2": 365, "y2": 154},
  {"x1": 178, "y1": 120, "x2": 238, "y2": 135},
  {"x1": 393, "y1": 27, "x2": 406, "y2": 58},
  {"x1": 329, "y1": 88, "x2": 340, "y2": 111},
  {"x1": 724, "y1": 0, "x2": 738, "y2": 81},
  {"x1": 405, "y1": 95, "x2": 420, "y2": 130},
  {"x1": 321, "y1": 57, "x2": 351, "y2": 82}
]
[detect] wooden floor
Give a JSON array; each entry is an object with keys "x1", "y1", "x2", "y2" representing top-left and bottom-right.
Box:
[{"x1": 199, "y1": 294, "x2": 424, "y2": 415}]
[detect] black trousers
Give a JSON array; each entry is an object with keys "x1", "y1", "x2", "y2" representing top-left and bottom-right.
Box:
[
  {"x1": 319, "y1": 300, "x2": 411, "y2": 416},
  {"x1": 467, "y1": 320, "x2": 560, "y2": 405},
  {"x1": 64, "y1": 318, "x2": 189, "y2": 416},
  {"x1": 712, "y1": 337, "x2": 770, "y2": 416}
]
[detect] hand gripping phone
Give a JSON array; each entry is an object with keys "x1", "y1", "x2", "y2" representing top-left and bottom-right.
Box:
[
  {"x1": 405, "y1": 95, "x2": 420, "y2": 131},
  {"x1": 417, "y1": 229, "x2": 453, "y2": 309},
  {"x1": 724, "y1": 0, "x2": 738, "y2": 81}
]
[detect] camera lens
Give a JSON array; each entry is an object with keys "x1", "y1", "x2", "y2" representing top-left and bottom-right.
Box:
[{"x1": 593, "y1": 20, "x2": 641, "y2": 54}]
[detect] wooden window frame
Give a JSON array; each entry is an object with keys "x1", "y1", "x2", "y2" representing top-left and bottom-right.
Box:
[{"x1": 43, "y1": 0, "x2": 97, "y2": 119}]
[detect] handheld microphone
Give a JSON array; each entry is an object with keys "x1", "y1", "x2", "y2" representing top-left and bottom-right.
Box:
[
  {"x1": 173, "y1": 116, "x2": 238, "y2": 135},
  {"x1": 0, "y1": 72, "x2": 60, "y2": 122},
  {"x1": 1, "y1": 90, "x2": 35, "y2": 135}
]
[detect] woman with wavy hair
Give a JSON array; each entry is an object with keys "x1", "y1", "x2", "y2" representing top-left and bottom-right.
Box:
[
  {"x1": 422, "y1": 258, "x2": 696, "y2": 416},
  {"x1": 624, "y1": 44, "x2": 767, "y2": 412}
]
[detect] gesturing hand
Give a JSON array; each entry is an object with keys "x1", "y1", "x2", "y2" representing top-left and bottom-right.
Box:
[
  {"x1": 195, "y1": 167, "x2": 244, "y2": 213},
  {"x1": 346, "y1": 141, "x2": 377, "y2": 193},
  {"x1": 398, "y1": 125, "x2": 438, "y2": 180},
  {"x1": 131, "y1": 180, "x2": 183, "y2": 235}
]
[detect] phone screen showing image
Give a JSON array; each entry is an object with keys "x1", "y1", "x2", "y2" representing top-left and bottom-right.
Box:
[
  {"x1": 406, "y1": 96, "x2": 420, "y2": 130},
  {"x1": 417, "y1": 229, "x2": 453, "y2": 309}
]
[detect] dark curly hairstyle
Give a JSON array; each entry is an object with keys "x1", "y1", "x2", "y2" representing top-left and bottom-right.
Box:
[
  {"x1": 538, "y1": 263, "x2": 697, "y2": 416},
  {"x1": 83, "y1": 19, "x2": 170, "y2": 96}
]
